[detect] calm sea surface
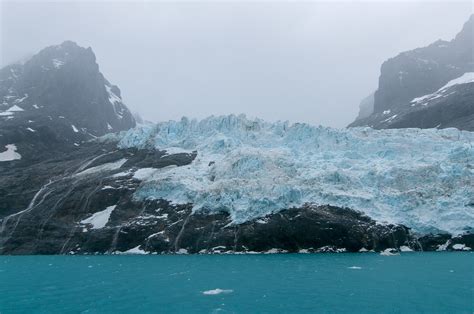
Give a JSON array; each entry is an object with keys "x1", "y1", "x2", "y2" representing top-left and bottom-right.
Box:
[{"x1": 0, "y1": 253, "x2": 472, "y2": 313}]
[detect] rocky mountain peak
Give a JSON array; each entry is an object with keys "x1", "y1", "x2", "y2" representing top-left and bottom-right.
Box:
[
  {"x1": 349, "y1": 15, "x2": 474, "y2": 131},
  {"x1": 0, "y1": 41, "x2": 136, "y2": 161}
]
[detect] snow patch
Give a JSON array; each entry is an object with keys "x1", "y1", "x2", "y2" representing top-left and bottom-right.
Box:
[
  {"x1": 75, "y1": 158, "x2": 127, "y2": 177},
  {"x1": 411, "y1": 72, "x2": 474, "y2": 105},
  {"x1": 0, "y1": 144, "x2": 21, "y2": 161},
  {"x1": 80, "y1": 205, "x2": 116, "y2": 229},
  {"x1": 7, "y1": 105, "x2": 24, "y2": 112},
  {"x1": 52, "y1": 59, "x2": 65, "y2": 69}
]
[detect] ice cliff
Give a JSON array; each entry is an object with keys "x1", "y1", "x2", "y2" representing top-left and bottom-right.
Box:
[{"x1": 111, "y1": 115, "x2": 474, "y2": 234}]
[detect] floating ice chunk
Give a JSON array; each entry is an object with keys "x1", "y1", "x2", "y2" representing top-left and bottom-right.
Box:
[
  {"x1": 0, "y1": 144, "x2": 21, "y2": 162},
  {"x1": 26, "y1": 127, "x2": 36, "y2": 133},
  {"x1": 71, "y1": 125, "x2": 79, "y2": 133},
  {"x1": 347, "y1": 266, "x2": 362, "y2": 269},
  {"x1": 202, "y1": 289, "x2": 233, "y2": 295},
  {"x1": 80, "y1": 205, "x2": 116, "y2": 229}
]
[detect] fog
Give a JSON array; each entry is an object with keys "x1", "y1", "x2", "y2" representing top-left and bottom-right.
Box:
[{"x1": 1, "y1": 1, "x2": 471, "y2": 127}]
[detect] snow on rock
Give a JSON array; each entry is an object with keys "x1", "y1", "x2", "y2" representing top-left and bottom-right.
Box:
[
  {"x1": 6, "y1": 105, "x2": 24, "y2": 112},
  {"x1": 411, "y1": 72, "x2": 474, "y2": 105},
  {"x1": 75, "y1": 158, "x2": 127, "y2": 177},
  {"x1": 113, "y1": 114, "x2": 474, "y2": 234},
  {"x1": 52, "y1": 59, "x2": 65, "y2": 69},
  {"x1": 80, "y1": 205, "x2": 116, "y2": 229},
  {"x1": 122, "y1": 245, "x2": 147, "y2": 254},
  {"x1": 0, "y1": 144, "x2": 22, "y2": 161}
]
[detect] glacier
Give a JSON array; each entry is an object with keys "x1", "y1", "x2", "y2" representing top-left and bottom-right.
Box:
[{"x1": 108, "y1": 114, "x2": 474, "y2": 234}]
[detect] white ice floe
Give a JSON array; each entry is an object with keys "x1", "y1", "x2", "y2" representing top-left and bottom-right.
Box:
[
  {"x1": 71, "y1": 125, "x2": 79, "y2": 133},
  {"x1": 26, "y1": 127, "x2": 36, "y2": 133},
  {"x1": 80, "y1": 205, "x2": 116, "y2": 229},
  {"x1": 0, "y1": 144, "x2": 21, "y2": 162},
  {"x1": 202, "y1": 289, "x2": 233, "y2": 295},
  {"x1": 347, "y1": 266, "x2": 362, "y2": 269},
  {"x1": 113, "y1": 114, "x2": 474, "y2": 234}
]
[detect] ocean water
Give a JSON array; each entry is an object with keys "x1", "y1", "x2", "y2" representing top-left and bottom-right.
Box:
[{"x1": 0, "y1": 253, "x2": 472, "y2": 313}]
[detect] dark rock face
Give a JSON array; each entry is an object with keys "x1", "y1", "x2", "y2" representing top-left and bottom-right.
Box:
[
  {"x1": 0, "y1": 41, "x2": 135, "y2": 161},
  {"x1": 0, "y1": 139, "x2": 466, "y2": 255},
  {"x1": 350, "y1": 15, "x2": 474, "y2": 131}
]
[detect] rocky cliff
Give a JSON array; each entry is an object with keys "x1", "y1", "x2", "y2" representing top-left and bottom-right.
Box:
[
  {"x1": 350, "y1": 15, "x2": 473, "y2": 130},
  {"x1": 0, "y1": 41, "x2": 135, "y2": 162}
]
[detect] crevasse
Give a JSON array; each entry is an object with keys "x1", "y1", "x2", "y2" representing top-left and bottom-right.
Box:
[{"x1": 112, "y1": 114, "x2": 474, "y2": 234}]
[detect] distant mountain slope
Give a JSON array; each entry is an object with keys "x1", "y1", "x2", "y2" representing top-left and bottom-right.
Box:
[
  {"x1": 0, "y1": 41, "x2": 135, "y2": 161},
  {"x1": 350, "y1": 15, "x2": 473, "y2": 130}
]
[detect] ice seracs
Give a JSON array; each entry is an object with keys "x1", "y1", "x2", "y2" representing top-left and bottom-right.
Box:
[{"x1": 112, "y1": 114, "x2": 474, "y2": 235}]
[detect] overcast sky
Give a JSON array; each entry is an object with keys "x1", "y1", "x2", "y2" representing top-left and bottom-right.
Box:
[{"x1": 0, "y1": 1, "x2": 472, "y2": 127}]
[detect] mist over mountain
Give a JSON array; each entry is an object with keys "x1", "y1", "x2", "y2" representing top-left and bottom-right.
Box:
[
  {"x1": 350, "y1": 15, "x2": 473, "y2": 130},
  {"x1": 0, "y1": 41, "x2": 135, "y2": 161}
]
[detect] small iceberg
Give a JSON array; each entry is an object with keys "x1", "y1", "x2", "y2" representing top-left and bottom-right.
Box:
[
  {"x1": 347, "y1": 266, "x2": 362, "y2": 270},
  {"x1": 202, "y1": 289, "x2": 233, "y2": 295}
]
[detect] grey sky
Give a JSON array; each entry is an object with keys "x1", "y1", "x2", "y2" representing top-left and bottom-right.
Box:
[{"x1": 1, "y1": 1, "x2": 472, "y2": 127}]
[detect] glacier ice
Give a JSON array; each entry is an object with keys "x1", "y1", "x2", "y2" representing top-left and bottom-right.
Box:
[{"x1": 111, "y1": 114, "x2": 474, "y2": 234}]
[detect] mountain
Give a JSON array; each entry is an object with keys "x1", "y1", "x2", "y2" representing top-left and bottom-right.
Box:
[
  {"x1": 349, "y1": 15, "x2": 474, "y2": 130},
  {"x1": 0, "y1": 41, "x2": 135, "y2": 162},
  {"x1": 1, "y1": 115, "x2": 472, "y2": 254},
  {"x1": 0, "y1": 42, "x2": 472, "y2": 255}
]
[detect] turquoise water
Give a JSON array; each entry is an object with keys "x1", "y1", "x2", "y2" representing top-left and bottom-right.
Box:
[{"x1": 0, "y1": 253, "x2": 472, "y2": 313}]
